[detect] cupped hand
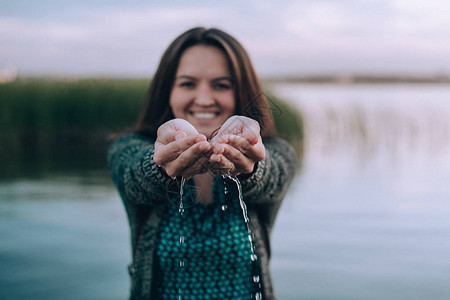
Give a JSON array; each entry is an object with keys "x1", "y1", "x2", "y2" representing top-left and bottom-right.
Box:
[
  {"x1": 153, "y1": 118, "x2": 212, "y2": 178},
  {"x1": 209, "y1": 116, "x2": 265, "y2": 176}
]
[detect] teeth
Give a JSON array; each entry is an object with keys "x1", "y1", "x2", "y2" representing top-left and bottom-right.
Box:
[{"x1": 194, "y1": 112, "x2": 216, "y2": 119}]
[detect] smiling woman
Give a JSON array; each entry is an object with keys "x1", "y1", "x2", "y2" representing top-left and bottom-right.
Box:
[
  {"x1": 169, "y1": 45, "x2": 236, "y2": 137},
  {"x1": 134, "y1": 28, "x2": 277, "y2": 140},
  {"x1": 107, "y1": 27, "x2": 298, "y2": 300}
]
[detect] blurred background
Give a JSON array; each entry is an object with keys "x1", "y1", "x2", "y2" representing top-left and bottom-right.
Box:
[{"x1": 1, "y1": 1, "x2": 450, "y2": 299}]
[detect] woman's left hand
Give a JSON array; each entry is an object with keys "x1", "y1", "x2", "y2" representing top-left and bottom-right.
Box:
[{"x1": 209, "y1": 116, "x2": 265, "y2": 175}]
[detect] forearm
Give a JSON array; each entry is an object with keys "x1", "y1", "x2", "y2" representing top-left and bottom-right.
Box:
[{"x1": 107, "y1": 134, "x2": 174, "y2": 205}]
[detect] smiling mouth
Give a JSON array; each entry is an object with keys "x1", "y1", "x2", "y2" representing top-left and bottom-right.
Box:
[{"x1": 192, "y1": 112, "x2": 218, "y2": 120}]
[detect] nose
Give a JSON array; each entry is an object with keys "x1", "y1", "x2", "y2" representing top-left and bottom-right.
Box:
[{"x1": 194, "y1": 84, "x2": 215, "y2": 106}]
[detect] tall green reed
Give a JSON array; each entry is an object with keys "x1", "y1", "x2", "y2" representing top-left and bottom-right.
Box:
[{"x1": 0, "y1": 78, "x2": 303, "y2": 176}]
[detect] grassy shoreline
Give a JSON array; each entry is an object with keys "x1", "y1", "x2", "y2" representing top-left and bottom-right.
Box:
[
  {"x1": 262, "y1": 74, "x2": 450, "y2": 85},
  {"x1": 0, "y1": 78, "x2": 303, "y2": 177},
  {"x1": 7, "y1": 73, "x2": 450, "y2": 85}
]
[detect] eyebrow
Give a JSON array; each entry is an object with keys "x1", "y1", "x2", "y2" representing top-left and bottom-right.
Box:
[
  {"x1": 175, "y1": 75, "x2": 196, "y2": 81},
  {"x1": 212, "y1": 77, "x2": 233, "y2": 82},
  {"x1": 175, "y1": 75, "x2": 233, "y2": 82}
]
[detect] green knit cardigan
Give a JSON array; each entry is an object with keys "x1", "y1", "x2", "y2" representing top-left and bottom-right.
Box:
[{"x1": 107, "y1": 133, "x2": 298, "y2": 300}]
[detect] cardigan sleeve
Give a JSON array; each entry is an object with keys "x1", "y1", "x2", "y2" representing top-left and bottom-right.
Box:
[
  {"x1": 107, "y1": 133, "x2": 176, "y2": 205},
  {"x1": 238, "y1": 137, "x2": 298, "y2": 204}
]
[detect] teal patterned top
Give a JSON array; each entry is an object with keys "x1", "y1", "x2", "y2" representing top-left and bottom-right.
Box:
[
  {"x1": 153, "y1": 178, "x2": 257, "y2": 299},
  {"x1": 107, "y1": 133, "x2": 298, "y2": 299}
]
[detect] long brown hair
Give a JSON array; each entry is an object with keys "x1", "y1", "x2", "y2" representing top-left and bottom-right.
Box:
[{"x1": 135, "y1": 27, "x2": 276, "y2": 139}]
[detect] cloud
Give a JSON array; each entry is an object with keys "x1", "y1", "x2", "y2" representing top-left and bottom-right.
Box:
[
  {"x1": 0, "y1": 6, "x2": 229, "y2": 74},
  {"x1": 248, "y1": 0, "x2": 450, "y2": 74},
  {"x1": 391, "y1": 0, "x2": 450, "y2": 35},
  {"x1": 1, "y1": 1, "x2": 450, "y2": 76},
  {"x1": 0, "y1": 4, "x2": 278, "y2": 75}
]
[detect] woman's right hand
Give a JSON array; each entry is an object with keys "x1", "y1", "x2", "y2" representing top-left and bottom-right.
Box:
[
  {"x1": 208, "y1": 116, "x2": 265, "y2": 176},
  {"x1": 153, "y1": 119, "x2": 212, "y2": 178}
]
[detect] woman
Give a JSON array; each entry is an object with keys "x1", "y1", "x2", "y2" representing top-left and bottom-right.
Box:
[{"x1": 108, "y1": 27, "x2": 298, "y2": 300}]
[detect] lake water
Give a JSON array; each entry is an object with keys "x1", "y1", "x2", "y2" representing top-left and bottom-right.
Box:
[
  {"x1": 270, "y1": 84, "x2": 450, "y2": 300},
  {"x1": 1, "y1": 84, "x2": 450, "y2": 300}
]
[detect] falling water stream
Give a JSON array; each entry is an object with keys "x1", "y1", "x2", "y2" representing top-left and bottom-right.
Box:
[
  {"x1": 225, "y1": 174, "x2": 263, "y2": 300},
  {"x1": 175, "y1": 174, "x2": 262, "y2": 300},
  {"x1": 177, "y1": 177, "x2": 186, "y2": 300}
]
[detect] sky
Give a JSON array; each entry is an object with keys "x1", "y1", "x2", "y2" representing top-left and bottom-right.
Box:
[{"x1": 1, "y1": 0, "x2": 450, "y2": 77}]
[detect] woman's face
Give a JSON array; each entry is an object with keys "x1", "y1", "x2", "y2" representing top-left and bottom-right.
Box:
[{"x1": 170, "y1": 45, "x2": 236, "y2": 137}]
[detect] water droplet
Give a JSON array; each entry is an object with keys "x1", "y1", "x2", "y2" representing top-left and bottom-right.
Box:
[
  {"x1": 221, "y1": 205, "x2": 228, "y2": 211},
  {"x1": 253, "y1": 275, "x2": 260, "y2": 283},
  {"x1": 254, "y1": 292, "x2": 262, "y2": 300},
  {"x1": 177, "y1": 178, "x2": 186, "y2": 215},
  {"x1": 179, "y1": 260, "x2": 185, "y2": 267},
  {"x1": 179, "y1": 236, "x2": 185, "y2": 244},
  {"x1": 251, "y1": 254, "x2": 258, "y2": 261},
  {"x1": 248, "y1": 233, "x2": 253, "y2": 243}
]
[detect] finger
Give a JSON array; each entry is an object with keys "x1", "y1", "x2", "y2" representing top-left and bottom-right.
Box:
[
  {"x1": 217, "y1": 134, "x2": 250, "y2": 152},
  {"x1": 157, "y1": 118, "x2": 200, "y2": 144},
  {"x1": 251, "y1": 141, "x2": 266, "y2": 161},
  {"x1": 217, "y1": 134, "x2": 264, "y2": 162},
  {"x1": 158, "y1": 130, "x2": 187, "y2": 145},
  {"x1": 156, "y1": 123, "x2": 179, "y2": 144},
  {"x1": 163, "y1": 141, "x2": 211, "y2": 177},
  {"x1": 209, "y1": 154, "x2": 235, "y2": 175},
  {"x1": 209, "y1": 142, "x2": 225, "y2": 155},
  {"x1": 171, "y1": 118, "x2": 199, "y2": 135},
  {"x1": 154, "y1": 135, "x2": 207, "y2": 166},
  {"x1": 216, "y1": 116, "x2": 243, "y2": 135},
  {"x1": 219, "y1": 144, "x2": 255, "y2": 174},
  {"x1": 215, "y1": 118, "x2": 260, "y2": 146},
  {"x1": 242, "y1": 125, "x2": 260, "y2": 145}
]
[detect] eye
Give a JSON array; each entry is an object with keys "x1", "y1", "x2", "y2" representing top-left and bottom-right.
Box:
[
  {"x1": 179, "y1": 81, "x2": 195, "y2": 88},
  {"x1": 214, "y1": 82, "x2": 232, "y2": 90}
]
